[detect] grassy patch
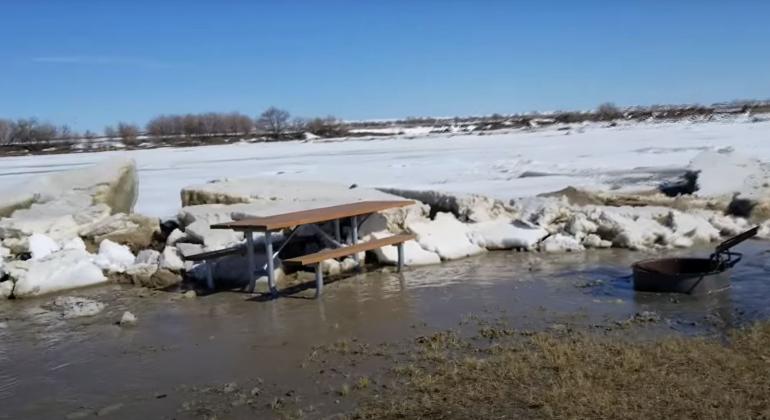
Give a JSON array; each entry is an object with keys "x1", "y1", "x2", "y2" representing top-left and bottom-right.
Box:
[{"x1": 350, "y1": 324, "x2": 770, "y2": 419}]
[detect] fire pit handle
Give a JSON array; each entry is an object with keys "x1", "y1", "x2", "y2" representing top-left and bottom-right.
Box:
[
  {"x1": 714, "y1": 226, "x2": 759, "y2": 255},
  {"x1": 717, "y1": 251, "x2": 743, "y2": 270}
]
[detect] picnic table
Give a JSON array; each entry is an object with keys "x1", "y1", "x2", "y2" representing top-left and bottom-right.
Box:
[{"x1": 195, "y1": 200, "x2": 416, "y2": 298}]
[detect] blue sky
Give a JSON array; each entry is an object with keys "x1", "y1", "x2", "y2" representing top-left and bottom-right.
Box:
[{"x1": 1, "y1": 1, "x2": 769, "y2": 132}]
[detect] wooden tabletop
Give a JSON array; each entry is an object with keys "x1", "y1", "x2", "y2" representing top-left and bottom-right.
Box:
[{"x1": 211, "y1": 200, "x2": 415, "y2": 232}]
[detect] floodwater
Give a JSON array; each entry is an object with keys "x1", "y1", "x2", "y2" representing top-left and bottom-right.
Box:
[{"x1": 0, "y1": 241, "x2": 768, "y2": 419}]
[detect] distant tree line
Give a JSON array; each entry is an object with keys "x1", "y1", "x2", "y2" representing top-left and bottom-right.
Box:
[
  {"x1": 3, "y1": 100, "x2": 769, "y2": 149},
  {"x1": 105, "y1": 108, "x2": 349, "y2": 142},
  {"x1": 0, "y1": 118, "x2": 76, "y2": 146},
  {"x1": 0, "y1": 106, "x2": 351, "y2": 148}
]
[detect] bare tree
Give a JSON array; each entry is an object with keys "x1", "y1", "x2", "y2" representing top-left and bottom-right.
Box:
[
  {"x1": 11, "y1": 119, "x2": 58, "y2": 145},
  {"x1": 257, "y1": 107, "x2": 290, "y2": 138},
  {"x1": 117, "y1": 122, "x2": 140, "y2": 144},
  {"x1": 596, "y1": 102, "x2": 623, "y2": 120},
  {"x1": 59, "y1": 125, "x2": 73, "y2": 139},
  {"x1": 145, "y1": 112, "x2": 253, "y2": 140},
  {"x1": 83, "y1": 130, "x2": 97, "y2": 140},
  {"x1": 291, "y1": 117, "x2": 308, "y2": 132},
  {"x1": 104, "y1": 125, "x2": 117, "y2": 139},
  {"x1": 0, "y1": 119, "x2": 14, "y2": 145}
]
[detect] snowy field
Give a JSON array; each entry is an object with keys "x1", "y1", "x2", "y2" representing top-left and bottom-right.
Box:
[{"x1": 1, "y1": 117, "x2": 769, "y2": 219}]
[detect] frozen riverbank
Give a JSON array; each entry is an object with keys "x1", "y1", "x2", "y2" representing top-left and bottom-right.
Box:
[
  {"x1": 1, "y1": 117, "x2": 769, "y2": 298},
  {"x1": 1, "y1": 117, "x2": 769, "y2": 218}
]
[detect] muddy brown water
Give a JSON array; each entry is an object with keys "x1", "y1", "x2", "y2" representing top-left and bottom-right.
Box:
[{"x1": 1, "y1": 241, "x2": 768, "y2": 419}]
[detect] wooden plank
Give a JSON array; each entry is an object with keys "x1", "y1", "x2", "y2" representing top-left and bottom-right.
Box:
[
  {"x1": 183, "y1": 246, "x2": 244, "y2": 261},
  {"x1": 211, "y1": 200, "x2": 415, "y2": 232},
  {"x1": 284, "y1": 234, "x2": 416, "y2": 266}
]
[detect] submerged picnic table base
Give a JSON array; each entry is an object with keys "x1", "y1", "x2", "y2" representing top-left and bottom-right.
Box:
[{"x1": 208, "y1": 200, "x2": 416, "y2": 298}]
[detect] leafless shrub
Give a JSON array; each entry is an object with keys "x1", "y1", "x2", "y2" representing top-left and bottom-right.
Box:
[{"x1": 305, "y1": 116, "x2": 348, "y2": 137}]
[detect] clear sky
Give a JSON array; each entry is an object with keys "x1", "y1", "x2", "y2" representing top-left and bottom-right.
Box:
[{"x1": 1, "y1": 1, "x2": 769, "y2": 132}]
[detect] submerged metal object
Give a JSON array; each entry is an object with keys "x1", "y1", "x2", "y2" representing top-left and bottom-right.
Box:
[{"x1": 632, "y1": 226, "x2": 758, "y2": 295}]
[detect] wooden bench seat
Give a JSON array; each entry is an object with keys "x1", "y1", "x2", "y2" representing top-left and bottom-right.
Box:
[
  {"x1": 285, "y1": 233, "x2": 416, "y2": 297},
  {"x1": 284, "y1": 233, "x2": 416, "y2": 266}
]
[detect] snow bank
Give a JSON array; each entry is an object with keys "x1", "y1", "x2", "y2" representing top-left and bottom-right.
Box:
[{"x1": 379, "y1": 188, "x2": 516, "y2": 222}]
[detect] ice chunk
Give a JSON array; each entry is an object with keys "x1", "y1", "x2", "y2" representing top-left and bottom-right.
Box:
[
  {"x1": 659, "y1": 210, "x2": 720, "y2": 243},
  {"x1": 689, "y1": 151, "x2": 765, "y2": 198},
  {"x1": 408, "y1": 212, "x2": 485, "y2": 260},
  {"x1": 467, "y1": 220, "x2": 549, "y2": 250},
  {"x1": 0, "y1": 157, "x2": 137, "y2": 218},
  {"x1": 565, "y1": 213, "x2": 599, "y2": 239},
  {"x1": 0, "y1": 280, "x2": 12, "y2": 299},
  {"x1": 28, "y1": 233, "x2": 60, "y2": 260},
  {"x1": 367, "y1": 231, "x2": 441, "y2": 266},
  {"x1": 159, "y1": 246, "x2": 185, "y2": 272},
  {"x1": 80, "y1": 213, "x2": 160, "y2": 249},
  {"x1": 582, "y1": 234, "x2": 612, "y2": 248},
  {"x1": 379, "y1": 188, "x2": 516, "y2": 222},
  {"x1": 184, "y1": 220, "x2": 244, "y2": 251},
  {"x1": 320, "y1": 259, "x2": 341, "y2": 275},
  {"x1": 165, "y1": 228, "x2": 186, "y2": 245},
  {"x1": 135, "y1": 249, "x2": 161, "y2": 265},
  {"x1": 594, "y1": 208, "x2": 672, "y2": 250},
  {"x1": 540, "y1": 234, "x2": 584, "y2": 252},
  {"x1": 7, "y1": 250, "x2": 107, "y2": 298},
  {"x1": 119, "y1": 311, "x2": 137, "y2": 326},
  {"x1": 94, "y1": 239, "x2": 135, "y2": 273},
  {"x1": 62, "y1": 237, "x2": 87, "y2": 252}
]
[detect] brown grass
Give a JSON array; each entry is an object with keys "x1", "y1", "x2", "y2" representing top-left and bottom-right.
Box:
[{"x1": 349, "y1": 324, "x2": 770, "y2": 419}]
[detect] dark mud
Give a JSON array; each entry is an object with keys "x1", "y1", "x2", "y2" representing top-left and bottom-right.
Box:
[{"x1": 0, "y1": 241, "x2": 768, "y2": 419}]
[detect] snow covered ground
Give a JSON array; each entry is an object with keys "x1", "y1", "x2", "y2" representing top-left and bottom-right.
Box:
[{"x1": 1, "y1": 117, "x2": 769, "y2": 219}]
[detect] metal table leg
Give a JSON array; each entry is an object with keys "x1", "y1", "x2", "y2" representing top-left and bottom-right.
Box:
[
  {"x1": 206, "y1": 260, "x2": 215, "y2": 290},
  {"x1": 351, "y1": 215, "x2": 360, "y2": 267},
  {"x1": 265, "y1": 230, "x2": 277, "y2": 297},
  {"x1": 334, "y1": 219, "x2": 341, "y2": 243},
  {"x1": 397, "y1": 242, "x2": 405, "y2": 273},
  {"x1": 245, "y1": 230, "x2": 256, "y2": 292},
  {"x1": 314, "y1": 263, "x2": 323, "y2": 298}
]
